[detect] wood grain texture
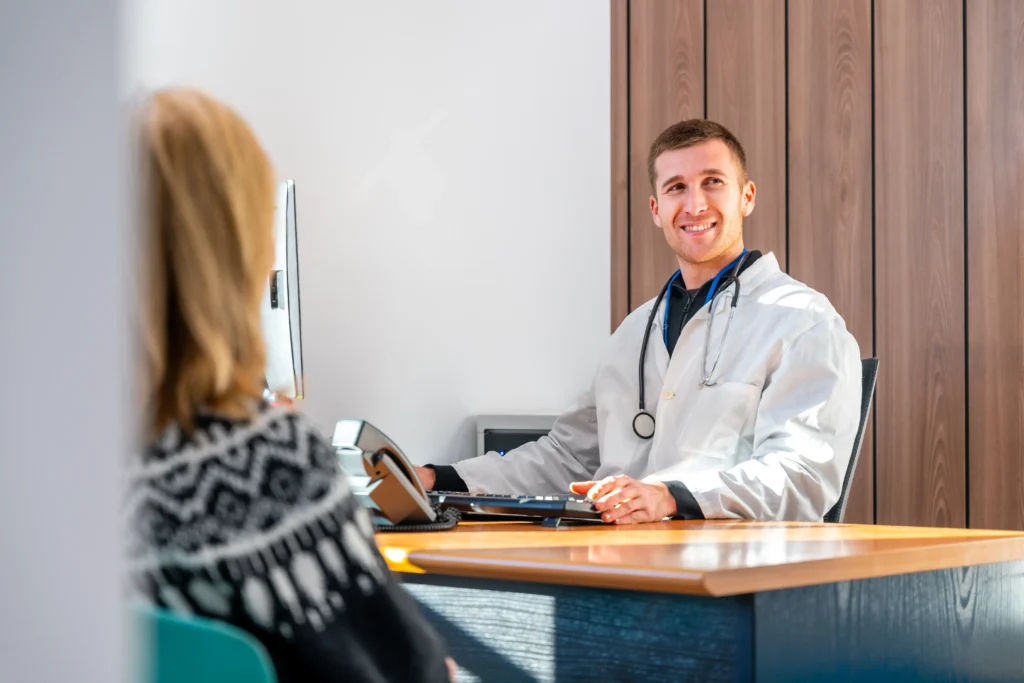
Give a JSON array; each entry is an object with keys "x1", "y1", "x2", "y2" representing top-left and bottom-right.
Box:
[
  {"x1": 400, "y1": 559, "x2": 1024, "y2": 682},
  {"x1": 787, "y1": 0, "x2": 875, "y2": 524},
  {"x1": 404, "y1": 577, "x2": 753, "y2": 683},
  {"x1": 408, "y1": 534, "x2": 1024, "y2": 597},
  {"x1": 967, "y1": 1, "x2": 1024, "y2": 530},
  {"x1": 755, "y1": 560, "x2": 1024, "y2": 681},
  {"x1": 611, "y1": 0, "x2": 630, "y2": 331},
  {"x1": 874, "y1": 0, "x2": 966, "y2": 528},
  {"x1": 377, "y1": 520, "x2": 1024, "y2": 596},
  {"x1": 705, "y1": 0, "x2": 787, "y2": 270},
  {"x1": 627, "y1": 0, "x2": 704, "y2": 309}
]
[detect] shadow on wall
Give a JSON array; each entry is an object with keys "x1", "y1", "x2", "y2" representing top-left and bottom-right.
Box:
[{"x1": 440, "y1": 416, "x2": 478, "y2": 465}]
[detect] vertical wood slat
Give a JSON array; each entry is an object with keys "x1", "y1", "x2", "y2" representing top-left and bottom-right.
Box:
[
  {"x1": 787, "y1": 0, "x2": 875, "y2": 524},
  {"x1": 628, "y1": 0, "x2": 705, "y2": 309},
  {"x1": 705, "y1": 0, "x2": 787, "y2": 271},
  {"x1": 611, "y1": 0, "x2": 630, "y2": 330},
  {"x1": 874, "y1": 0, "x2": 965, "y2": 527},
  {"x1": 967, "y1": 0, "x2": 1024, "y2": 530},
  {"x1": 615, "y1": 0, "x2": 1024, "y2": 528}
]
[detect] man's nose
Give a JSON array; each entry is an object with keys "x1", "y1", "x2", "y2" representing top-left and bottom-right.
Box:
[{"x1": 683, "y1": 188, "x2": 708, "y2": 215}]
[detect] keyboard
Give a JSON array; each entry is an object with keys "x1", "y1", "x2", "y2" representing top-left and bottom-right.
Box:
[{"x1": 429, "y1": 491, "x2": 604, "y2": 522}]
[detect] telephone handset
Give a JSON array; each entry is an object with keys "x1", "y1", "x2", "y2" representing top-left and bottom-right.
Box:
[{"x1": 332, "y1": 419, "x2": 440, "y2": 527}]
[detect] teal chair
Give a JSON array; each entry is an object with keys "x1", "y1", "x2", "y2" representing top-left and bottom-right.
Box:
[{"x1": 134, "y1": 604, "x2": 277, "y2": 683}]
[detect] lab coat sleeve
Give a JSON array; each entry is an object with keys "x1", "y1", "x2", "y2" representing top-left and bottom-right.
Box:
[
  {"x1": 647, "y1": 318, "x2": 862, "y2": 521},
  {"x1": 451, "y1": 378, "x2": 601, "y2": 495}
]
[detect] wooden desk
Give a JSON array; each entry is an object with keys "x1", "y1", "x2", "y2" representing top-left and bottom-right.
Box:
[{"x1": 377, "y1": 521, "x2": 1024, "y2": 682}]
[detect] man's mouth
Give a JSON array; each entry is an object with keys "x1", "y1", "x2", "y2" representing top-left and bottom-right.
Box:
[{"x1": 679, "y1": 221, "x2": 716, "y2": 234}]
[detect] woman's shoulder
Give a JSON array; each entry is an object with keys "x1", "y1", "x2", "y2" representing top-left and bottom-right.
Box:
[
  {"x1": 124, "y1": 405, "x2": 396, "y2": 649},
  {"x1": 140, "y1": 403, "x2": 327, "y2": 462},
  {"x1": 125, "y1": 404, "x2": 355, "y2": 566}
]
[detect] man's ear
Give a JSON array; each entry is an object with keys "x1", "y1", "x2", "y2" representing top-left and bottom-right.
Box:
[
  {"x1": 742, "y1": 180, "x2": 756, "y2": 217},
  {"x1": 649, "y1": 194, "x2": 663, "y2": 228}
]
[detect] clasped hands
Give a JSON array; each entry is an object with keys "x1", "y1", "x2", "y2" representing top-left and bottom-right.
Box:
[
  {"x1": 414, "y1": 468, "x2": 676, "y2": 524},
  {"x1": 570, "y1": 474, "x2": 677, "y2": 524}
]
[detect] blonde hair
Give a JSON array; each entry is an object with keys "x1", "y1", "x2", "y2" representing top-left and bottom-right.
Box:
[{"x1": 138, "y1": 88, "x2": 275, "y2": 435}]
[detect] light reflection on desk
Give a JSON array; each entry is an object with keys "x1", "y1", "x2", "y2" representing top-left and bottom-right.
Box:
[{"x1": 377, "y1": 520, "x2": 1024, "y2": 595}]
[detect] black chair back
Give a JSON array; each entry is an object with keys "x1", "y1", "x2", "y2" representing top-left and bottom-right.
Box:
[{"x1": 823, "y1": 358, "x2": 879, "y2": 523}]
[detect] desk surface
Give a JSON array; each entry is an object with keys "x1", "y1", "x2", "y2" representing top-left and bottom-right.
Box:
[{"x1": 376, "y1": 520, "x2": 1024, "y2": 596}]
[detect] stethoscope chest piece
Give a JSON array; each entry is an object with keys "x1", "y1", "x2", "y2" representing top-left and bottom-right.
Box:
[{"x1": 632, "y1": 410, "x2": 656, "y2": 440}]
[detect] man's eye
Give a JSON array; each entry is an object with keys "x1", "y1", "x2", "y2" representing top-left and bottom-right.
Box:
[
  {"x1": 705, "y1": 178, "x2": 723, "y2": 186},
  {"x1": 669, "y1": 183, "x2": 684, "y2": 192}
]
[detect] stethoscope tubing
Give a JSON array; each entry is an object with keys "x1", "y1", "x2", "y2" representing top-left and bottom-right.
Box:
[{"x1": 633, "y1": 251, "x2": 749, "y2": 440}]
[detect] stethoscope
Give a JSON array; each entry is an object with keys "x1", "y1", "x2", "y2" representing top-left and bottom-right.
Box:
[{"x1": 632, "y1": 250, "x2": 749, "y2": 440}]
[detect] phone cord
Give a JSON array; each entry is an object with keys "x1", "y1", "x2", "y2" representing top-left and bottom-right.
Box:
[{"x1": 373, "y1": 504, "x2": 461, "y2": 532}]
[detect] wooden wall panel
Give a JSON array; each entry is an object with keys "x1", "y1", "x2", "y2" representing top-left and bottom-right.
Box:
[
  {"x1": 967, "y1": 0, "x2": 1024, "y2": 530},
  {"x1": 627, "y1": 0, "x2": 704, "y2": 308},
  {"x1": 788, "y1": 0, "x2": 875, "y2": 524},
  {"x1": 705, "y1": 0, "x2": 787, "y2": 271},
  {"x1": 613, "y1": 0, "x2": 1024, "y2": 528},
  {"x1": 874, "y1": 0, "x2": 965, "y2": 527},
  {"x1": 611, "y1": 0, "x2": 629, "y2": 330}
]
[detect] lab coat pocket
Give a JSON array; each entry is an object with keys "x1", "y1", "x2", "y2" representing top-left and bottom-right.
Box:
[{"x1": 682, "y1": 381, "x2": 760, "y2": 459}]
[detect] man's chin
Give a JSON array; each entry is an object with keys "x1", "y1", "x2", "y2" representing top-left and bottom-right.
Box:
[{"x1": 676, "y1": 248, "x2": 721, "y2": 266}]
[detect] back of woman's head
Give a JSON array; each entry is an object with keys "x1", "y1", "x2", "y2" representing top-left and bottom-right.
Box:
[{"x1": 138, "y1": 88, "x2": 275, "y2": 435}]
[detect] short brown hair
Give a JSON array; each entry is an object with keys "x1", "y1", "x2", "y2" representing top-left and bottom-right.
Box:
[
  {"x1": 647, "y1": 119, "x2": 748, "y2": 192},
  {"x1": 137, "y1": 87, "x2": 276, "y2": 435}
]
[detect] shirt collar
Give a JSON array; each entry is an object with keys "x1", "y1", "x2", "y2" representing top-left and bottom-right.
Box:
[{"x1": 670, "y1": 250, "x2": 763, "y2": 301}]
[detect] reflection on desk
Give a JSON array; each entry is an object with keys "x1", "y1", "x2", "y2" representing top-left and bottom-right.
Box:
[
  {"x1": 377, "y1": 520, "x2": 1024, "y2": 595},
  {"x1": 377, "y1": 521, "x2": 1024, "y2": 682}
]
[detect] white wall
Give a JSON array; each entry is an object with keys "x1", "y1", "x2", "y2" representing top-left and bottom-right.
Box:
[
  {"x1": 0, "y1": 1, "x2": 127, "y2": 681},
  {"x1": 124, "y1": 0, "x2": 611, "y2": 464}
]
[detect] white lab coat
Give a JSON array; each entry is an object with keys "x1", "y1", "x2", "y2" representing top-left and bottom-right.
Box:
[{"x1": 453, "y1": 253, "x2": 862, "y2": 521}]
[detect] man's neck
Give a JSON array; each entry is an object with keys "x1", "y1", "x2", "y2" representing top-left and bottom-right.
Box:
[{"x1": 677, "y1": 246, "x2": 746, "y2": 289}]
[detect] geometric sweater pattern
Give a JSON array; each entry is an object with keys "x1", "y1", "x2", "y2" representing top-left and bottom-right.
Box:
[{"x1": 123, "y1": 405, "x2": 448, "y2": 682}]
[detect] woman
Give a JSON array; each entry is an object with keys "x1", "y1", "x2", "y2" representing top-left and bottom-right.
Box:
[{"x1": 124, "y1": 87, "x2": 453, "y2": 683}]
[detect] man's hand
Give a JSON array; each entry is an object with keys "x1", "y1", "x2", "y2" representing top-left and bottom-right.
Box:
[
  {"x1": 414, "y1": 466, "x2": 436, "y2": 490},
  {"x1": 570, "y1": 474, "x2": 677, "y2": 524}
]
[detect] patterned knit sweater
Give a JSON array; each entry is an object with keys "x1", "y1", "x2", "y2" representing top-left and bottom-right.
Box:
[{"x1": 124, "y1": 404, "x2": 450, "y2": 682}]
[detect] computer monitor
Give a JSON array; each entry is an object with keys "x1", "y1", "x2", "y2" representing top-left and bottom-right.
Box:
[{"x1": 261, "y1": 179, "x2": 304, "y2": 399}]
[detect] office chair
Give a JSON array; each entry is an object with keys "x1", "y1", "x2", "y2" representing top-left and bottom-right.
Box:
[
  {"x1": 134, "y1": 604, "x2": 277, "y2": 683},
  {"x1": 823, "y1": 358, "x2": 879, "y2": 523}
]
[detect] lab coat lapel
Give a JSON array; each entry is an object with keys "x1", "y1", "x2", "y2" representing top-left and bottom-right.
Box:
[
  {"x1": 650, "y1": 297, "x2": 671, "y2": 380},
  {"x1": 651, "y1": 288, "x2": 698, "y2": 408},
  {"x1": 659, "y1": 253, "x2": 782, "y2": 391},
  {"x1": 687, "y1": 252, "x2": 781, "y2": 325},
  {"x1": 660, "y1": 310, "x2": 701, "y2": 398}
]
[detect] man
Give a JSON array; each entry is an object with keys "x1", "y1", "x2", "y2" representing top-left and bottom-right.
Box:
[{"x1": 417, "y1": 119, "x2": 862, "y2": 523}]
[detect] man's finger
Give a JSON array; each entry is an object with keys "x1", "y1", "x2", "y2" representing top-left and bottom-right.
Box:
[
  {"x1": 594, "y1": 484, "x2": 637, "y2": 512},
  {"x1": 587, "y1": 475, "x2": 632, "y2": 501},
  {"x1": 569, "y1": 481, "x2": 597, "y2": 495},
  {"x1": 601, "y1": 499, "x2": 638, "y2": 523},
  {"x1": 612, "y1": 509, "x2": 652, "y2": 525},
  {"x1": 600, "y1": 492, "x2": 646, "y2": 523}
]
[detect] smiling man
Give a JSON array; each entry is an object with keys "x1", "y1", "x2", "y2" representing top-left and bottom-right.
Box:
[{"x1": 417, "y1": 119, "x2": 863, "y2": 524}]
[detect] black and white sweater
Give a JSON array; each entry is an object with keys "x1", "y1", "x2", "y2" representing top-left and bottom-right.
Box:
[{"x1": 124, "y1": 404, "x2": 450, "y2": 682}]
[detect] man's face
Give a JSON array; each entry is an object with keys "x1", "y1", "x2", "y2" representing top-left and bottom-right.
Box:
[{"x1": 648, "y1": 139, "x2": 755, "y2": 277}]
